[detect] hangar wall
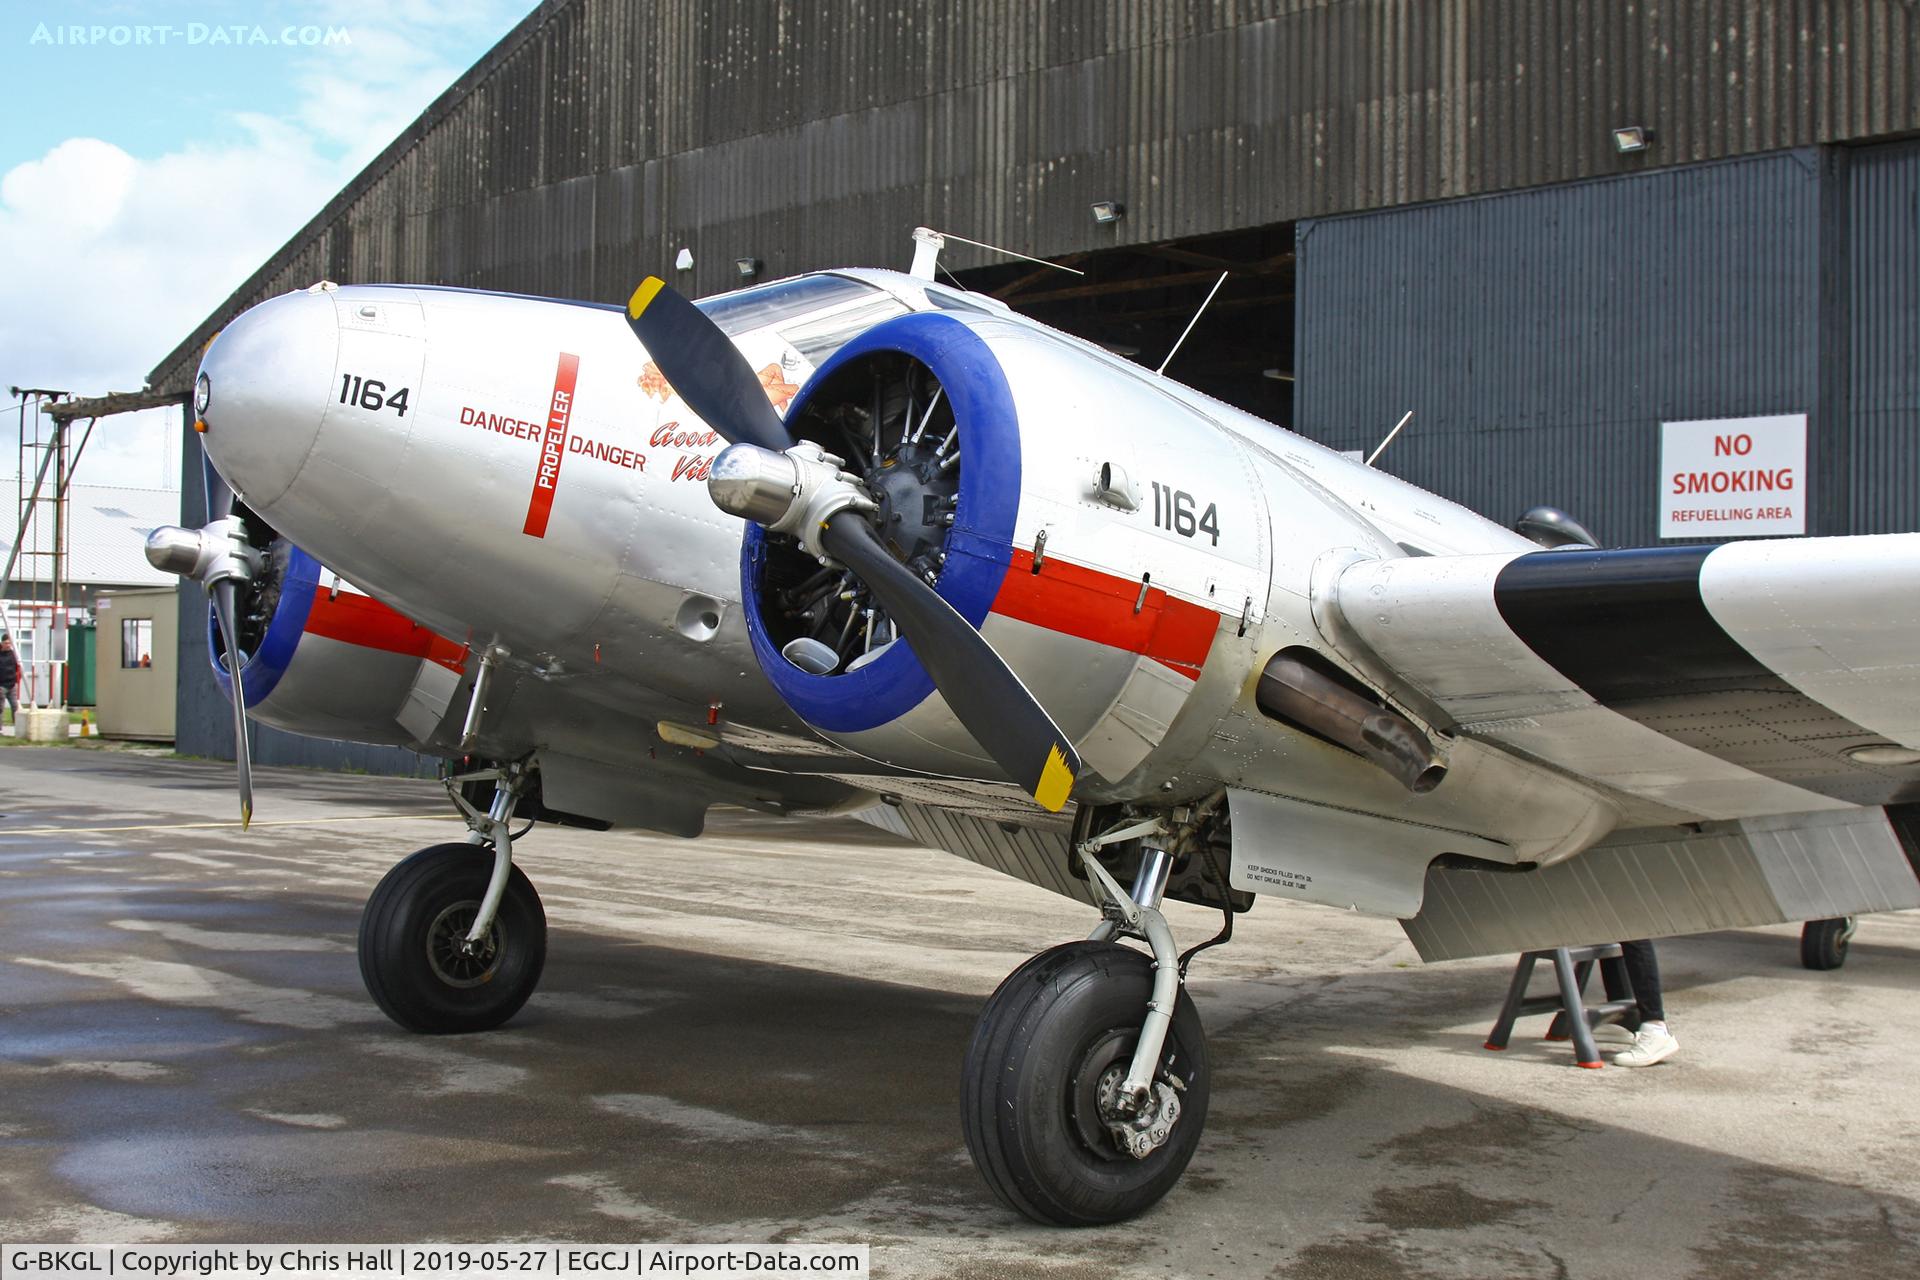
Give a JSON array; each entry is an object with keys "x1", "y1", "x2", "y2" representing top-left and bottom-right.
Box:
[
  {"x1": 1846, "y1": 138, "x2": 1920, "y2": 535},
  {"x1": 1293, "y1": 140, "x2": 1920, "y2": 544},
  {"x1": 149, "y1": 0, "x2": 1920, "y2": 394}
]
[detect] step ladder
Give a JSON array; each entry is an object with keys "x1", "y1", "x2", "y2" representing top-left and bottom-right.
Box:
[{"x1": 1483, "y1": 944, "x2": 1637, "y2": 1068}]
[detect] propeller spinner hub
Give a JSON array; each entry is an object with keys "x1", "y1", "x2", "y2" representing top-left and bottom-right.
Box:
[
  {"x1": 144, "y1": 525, "x2": 216, "y2": 579},
  {"x1": 144, "y1": 514, "x2": 262, "y2": 589},
  {"x1": 708, "y1": 441, "x2": 874, "y2": 562}
]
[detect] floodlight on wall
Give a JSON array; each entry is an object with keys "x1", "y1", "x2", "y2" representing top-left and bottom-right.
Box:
[
  {"x1": 674, "y1": 247, "x2": 694, "y2": 271},
  {"x1": 1090, "y1": 200, "x2": 1125, "y2": 224},
  {"x1": 735, "y1": 256, "x2": 763, "y2": 280},
  {"x1": 1612, "y1": 125, "x2": 1655, "y2": 153}
]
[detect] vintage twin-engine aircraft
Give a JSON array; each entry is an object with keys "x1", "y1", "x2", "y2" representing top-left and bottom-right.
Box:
[{"x1": 147, "y1": 242, "x2": 1920, "y2": 1225}]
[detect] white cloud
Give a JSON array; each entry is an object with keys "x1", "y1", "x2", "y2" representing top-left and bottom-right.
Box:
[
  {"x1": 0, "y1": 123, "x2": 343, "y2": 490},
  {"x1": 1, "y1": 2, "x2": 532, "y2": 491},
  {"x1": 295, "y1": 1, "x2": 531, "y2": 168}
]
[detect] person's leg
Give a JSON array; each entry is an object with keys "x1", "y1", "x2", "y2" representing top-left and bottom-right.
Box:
[
  {"x1": 1617, "y1": 939, "x2": 1665, "y2": 1023},
  {"x1": 1614, "y1": 939, "x2": 1679, "y2": 1066}
]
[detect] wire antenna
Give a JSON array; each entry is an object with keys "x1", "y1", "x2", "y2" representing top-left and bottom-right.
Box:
[
  {"x1": 1156, "y1": 271, "x2": 1229, "y2": 376},
  {"x1": 1365, "y1": 411, "x2": 1414, "y2": 466},
  {"x1": 929, "y1": 229, "x2": 1086, "y2": 276}
]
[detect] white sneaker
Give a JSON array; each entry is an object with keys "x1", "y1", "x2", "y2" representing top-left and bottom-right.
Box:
[
  {"x1": 1612, "y1": 1024, "x2": 1678, "y2": 1067},
  {"x1": 1590, "y1": 1023, "x2": 1637, "y2": 1048}
]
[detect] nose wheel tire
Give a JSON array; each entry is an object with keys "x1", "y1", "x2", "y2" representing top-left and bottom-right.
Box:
[
  {"x1": 961, "y1": 941, "x2": 1209, "y2": 1226},
  {"x1": 359, "y1": 842, "x2": 547, "y2": 1033}
]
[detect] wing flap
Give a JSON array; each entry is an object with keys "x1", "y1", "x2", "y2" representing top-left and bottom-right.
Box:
[{"x1": 1402, "y1": 806, "x2": 1920, "y2": 961}]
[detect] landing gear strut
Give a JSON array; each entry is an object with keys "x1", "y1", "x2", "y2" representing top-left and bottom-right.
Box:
[
  {"x1": 961, "y1": 812, "x2": 1224, "y2": 1225},
  {"x1": 358, "y1": 760, "x2": 547, "y2": 1033}
]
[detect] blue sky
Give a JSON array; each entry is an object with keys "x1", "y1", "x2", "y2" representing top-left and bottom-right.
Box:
[
  {"x1": 10, "y1": 2, "x2": 361, "y2": 164},
  {"x1": 3, "y1": 1, "x2": 533, "y2": 488}
]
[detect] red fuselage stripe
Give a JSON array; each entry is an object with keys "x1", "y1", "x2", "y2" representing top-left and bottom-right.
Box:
[
  {"x1": 989, "y1": 548, "x2": 1221, "y2": 679},
  {"x1": 522, "y1": 351, "x2": 581, "y2": 538},
  {"x1": 302, "y1": 552, "x2": 1215, "y2": 684},
  {"x1": 303, "y1": 588, "x2": 468, "y2": 672}
]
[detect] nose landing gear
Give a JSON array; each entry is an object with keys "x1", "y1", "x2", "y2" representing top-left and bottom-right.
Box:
[{"x1": 961, "y1": 811, "x2": 1229, "y2": 1225}]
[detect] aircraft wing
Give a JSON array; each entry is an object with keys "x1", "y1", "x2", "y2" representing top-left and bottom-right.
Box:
[
  {"x1": 1321, "y1": 534, "x2": 1920, "y2": 958},
  {"x1": 1325, "y1": 534, "x2": 1920, "y2": 822}
]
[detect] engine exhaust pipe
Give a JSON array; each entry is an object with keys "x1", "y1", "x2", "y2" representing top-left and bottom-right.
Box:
[{"x1": 1255, "y1": 649, "x2": 1447, "y2": 793}]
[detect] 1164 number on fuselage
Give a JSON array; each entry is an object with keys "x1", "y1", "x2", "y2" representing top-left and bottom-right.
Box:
[
  {"x1": 339, "y1": 373, "x2": 411, "y2": 416},
  {"x1": 1149, "y1": 481, "x2": 1220, "y2": 545}
]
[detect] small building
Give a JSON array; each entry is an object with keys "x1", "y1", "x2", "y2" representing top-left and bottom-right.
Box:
[
  {"x1": 2, "y1": 483, "x2": 181, "y2": 713},
  {"x1": 92, "y1": 586, "x2": 179, "y2": 740}
]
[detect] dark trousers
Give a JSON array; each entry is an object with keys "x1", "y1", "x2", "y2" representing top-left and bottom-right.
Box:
[{"x1": 1616, "y1": 939, "x2": 1664, "y2": 1023}]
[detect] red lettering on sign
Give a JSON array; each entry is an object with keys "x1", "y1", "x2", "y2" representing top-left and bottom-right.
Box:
[
  {"x1": 1670, "y1": 468, "x2": 1795, "y2": 495},
  {"x1": 522, "y1": 353, "x2": 580, "y2": 537}
]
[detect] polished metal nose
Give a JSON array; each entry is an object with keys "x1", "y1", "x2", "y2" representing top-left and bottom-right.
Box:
[{"x1": 195, "y1": 285, "x2": 340, "y2": 511}]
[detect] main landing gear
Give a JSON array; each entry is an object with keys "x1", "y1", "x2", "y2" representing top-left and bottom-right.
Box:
[
  {"x1": 359, "y1": 760, "x2": 547, "y2": 1033},
  {"x1": 962, "y1": 811, "x2": 1233, "y2": 1225}
]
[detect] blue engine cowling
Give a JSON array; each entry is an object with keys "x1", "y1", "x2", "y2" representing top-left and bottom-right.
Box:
[
  {"x1": 206, "y1": 539, "x2": 463, "y2": 748},
  {"x1": 743, "y1": 315, "x2": 1017, "y2": 703}
]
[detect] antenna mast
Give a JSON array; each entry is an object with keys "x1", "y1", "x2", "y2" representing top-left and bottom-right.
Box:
[
  {"x1": 1365, "y1": 411, "x2": 1414, "y2": 466},
  {"x1": 1156, "y1": 271, "x2": 1229, "y2": 375}
]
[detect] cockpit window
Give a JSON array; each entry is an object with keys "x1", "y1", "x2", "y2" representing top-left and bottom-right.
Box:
[
  {"x1": 695, "y1": 275, "x2": 884, "y2": 336},
  {"x1": 778, "y1": 296, "x2": 910, "y2": 365}
]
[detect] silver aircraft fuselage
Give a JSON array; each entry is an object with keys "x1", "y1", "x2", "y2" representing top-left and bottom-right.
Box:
[{"x1": 196, "y1": 270, "x2": 1609, "y2": 860}]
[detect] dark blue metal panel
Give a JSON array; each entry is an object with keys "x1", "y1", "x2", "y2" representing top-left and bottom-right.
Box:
[
  {"x1": 1847, "y1": 139, "x2": 1920, "y2": 536},
  {"x1": 1293, "y1": 151, "x2": 1830, "y2": 544}
]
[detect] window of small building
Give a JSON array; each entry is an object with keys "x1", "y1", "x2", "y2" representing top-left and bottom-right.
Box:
[{"x1": 121, "y1": 618, "x2": 153, "y2": 669}]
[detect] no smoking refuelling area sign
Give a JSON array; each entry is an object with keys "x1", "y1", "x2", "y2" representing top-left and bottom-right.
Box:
[{"x1": 1659, "y1": 413, "x2": 1806, "y2": 538}]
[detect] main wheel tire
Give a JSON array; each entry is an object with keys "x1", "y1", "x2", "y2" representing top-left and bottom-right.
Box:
[
  {"x1": 359, "y1": 842, "x2": 547, "y2": 1033},
  {"x1": 1800, "y1": 917, "x2": 1855, "y2": 971},
  {"x1": 961, "y1": 941, "x2": 1209, "y2": 1226}
]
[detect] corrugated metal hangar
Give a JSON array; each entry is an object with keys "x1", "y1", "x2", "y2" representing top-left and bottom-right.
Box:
[{"x1": 153, "y1": 0, "x2": 1920, "y2": 766}]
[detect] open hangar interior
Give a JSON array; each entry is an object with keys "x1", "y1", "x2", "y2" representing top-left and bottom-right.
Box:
[{"x1": 150, "y1": 0, "x2": 1920, "y2": 768}]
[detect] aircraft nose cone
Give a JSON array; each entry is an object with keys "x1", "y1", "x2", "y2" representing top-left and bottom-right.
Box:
[{"x1": 196, "y1": 286, "x2": 339, "y2": 510}]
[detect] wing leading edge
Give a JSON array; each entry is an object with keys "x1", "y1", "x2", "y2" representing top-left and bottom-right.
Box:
[{"x1": 1327, "y1": 534, "x2": 1920, "y2": 822}]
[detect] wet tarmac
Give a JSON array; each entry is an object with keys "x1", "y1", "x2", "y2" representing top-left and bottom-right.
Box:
[{"x1": 2, "y1": 746, "x2": 1917, "y2": 1277}]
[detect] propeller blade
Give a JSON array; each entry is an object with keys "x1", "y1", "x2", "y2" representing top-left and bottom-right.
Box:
[
  {"x1": 820, "y1": 510, "x2": 1081, "y2": 812},
  {"x1": 624, "y1": 277, "x2": 794, "y2": 453},
  {"x1": 210, "y1": 578, "x2": 254, "y2": 829}
]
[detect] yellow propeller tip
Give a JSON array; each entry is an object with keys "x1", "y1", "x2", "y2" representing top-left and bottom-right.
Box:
[
  {"x1": 627, "y1": 277, "x2": 666, "y2": 319},
  {"x1": 1033, "y1": 744, "x2": 1076, "y2": 812}
]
